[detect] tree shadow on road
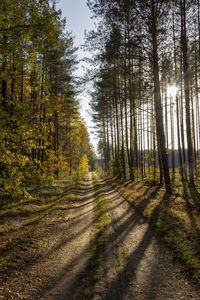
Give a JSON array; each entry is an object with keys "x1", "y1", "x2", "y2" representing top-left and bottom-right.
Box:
[
  {"x1": 104, "y1": 202, "x2": 162, "y2": 300},
  {"x1": 182, "y1": 182, "x2": 200, "y2": 235},
  {"x1": 47, "y1": 182, "x2": 163, "y2": 300}
]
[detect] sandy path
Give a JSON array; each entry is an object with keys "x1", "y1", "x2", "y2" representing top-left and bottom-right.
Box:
[
  {"x1": 39, "y1": 175, "x2": 95, "y2": 300},
  {"x1": 92, "y1": 178, "x2": 200, "y2": 300},
  {"x1": 1, "y1": 175, "x2": 200, "y2": 300},
  {"x1": 0, "y1": 175, "x2": 95, "y2": 300}
]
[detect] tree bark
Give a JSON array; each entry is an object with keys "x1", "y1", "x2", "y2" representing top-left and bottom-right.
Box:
[
  {"x1": 181, "y1": 0, "x2": 194, "y2": 184},
  {"x1": 151, "y1": 0, "x2": 171, "y2": 192}
]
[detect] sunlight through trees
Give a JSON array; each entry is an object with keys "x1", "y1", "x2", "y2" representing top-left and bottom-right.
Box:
[{"x1": 85, "y1": 0, "x2": 200, "y2": 192}]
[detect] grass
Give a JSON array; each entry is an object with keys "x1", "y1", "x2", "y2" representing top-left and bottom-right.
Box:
[
  {"x1": 0, "y1": 179, "x2": 76, "y2": 273},
  {"x1": 106, "y1": 176, "x2": 200, "y2": 285},
  {"x1": 77, "y1": 174, "x2": 109, "y2": 299},
  {"x1": 89, "y1": 174, "x2": 109, "y2": 282}
]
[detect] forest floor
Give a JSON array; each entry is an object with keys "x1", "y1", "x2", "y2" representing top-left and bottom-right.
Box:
[{"x1": 0, "y1": 173, "x2": 200, "y2": 299}]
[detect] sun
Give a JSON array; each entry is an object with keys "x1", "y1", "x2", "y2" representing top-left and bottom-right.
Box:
[{"x1": 167, "y1": 84, "x2": 179, "y2": 97}]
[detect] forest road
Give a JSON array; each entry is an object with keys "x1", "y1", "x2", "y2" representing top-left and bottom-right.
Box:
[
  {"x1": 0, "y1": 174, "x2": 95, "y2": 300},
  {"x1": 91, "y1": 177, "x2": 200, "y2": 300},
  {"x1": 38, "y1": 174, "x2": 95, "y2": 300},
  {"x1": 1, "y1": 174, "x2": 200, "y2": 300}
]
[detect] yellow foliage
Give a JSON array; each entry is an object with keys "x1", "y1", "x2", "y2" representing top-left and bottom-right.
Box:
[
  {"x1": 41, "y1": 150, "x2": 68, "y2": 177},
  {"x1": 74, "y1": 154, "x2": 89, "y2": 181},
  {"x1": 78, "y1": 154, "x2": 89, "y2": 175}
]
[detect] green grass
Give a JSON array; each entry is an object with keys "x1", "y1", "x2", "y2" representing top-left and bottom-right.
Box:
[
  {"x1": 89, "y1": 174, "x2": 109, "y2": 282},
  {"x1": 107, "y1": 177, "x2": 200, "y2": 285}
]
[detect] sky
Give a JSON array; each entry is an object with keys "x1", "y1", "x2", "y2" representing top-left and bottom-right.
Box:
[{"x1": 56, "y1": 0, "x2": 98, "y2": 150}]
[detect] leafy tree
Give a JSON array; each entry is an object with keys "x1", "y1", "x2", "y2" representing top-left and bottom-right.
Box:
[
  {"x1": 76, "y1": 154, "x2": 90, "y2": 181},
  {"x1": 0, "y1": 0, "x2": 94, "y2": 207}
]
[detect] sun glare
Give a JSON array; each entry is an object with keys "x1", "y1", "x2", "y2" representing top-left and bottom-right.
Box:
[{"x1": 167, "y1": 85, "x2": 179, "y2": 97}]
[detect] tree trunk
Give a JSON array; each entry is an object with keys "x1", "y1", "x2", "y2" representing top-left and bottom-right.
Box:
[
  {"x1": 151, "y1": 0, "x2": 171, "y2": 192},
  {"x1": 181, "y1": 0, "x2": 194, "y2": 184}
]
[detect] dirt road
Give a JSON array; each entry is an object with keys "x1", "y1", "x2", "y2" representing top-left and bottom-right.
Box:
[
  {"x1": 91, "y1": 178, "x2": 200, "y2": 300},
  {"x1": 0, "y1": 175, "x2": 95, "y2": 300},
  {"x1": 1, "y1": 175, "x2": 200, "y2": 299}
]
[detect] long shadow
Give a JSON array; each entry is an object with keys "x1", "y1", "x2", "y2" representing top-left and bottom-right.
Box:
[
  {"x1": 188, "y1": 183, "x2": 200, "y2": 211},
  {"x1": 98, "y1": 180, "x2": 162, "y2": 250},
  {"x1": 1, "y1": 181, "x2": 77, "y2": 211},
  {"x1": 68, "y1": 198, "x2": 96, "y2": 209},
  {"x1": 1, "y1": 191, "x2": 128, "y2": 276},
  {"x1": 109, "y1": 208, "x2": 145, "y2": 246},
  {"x1": 37, "y1": 204, "x2": 141, "y2": 298},
  {"x1": 0, "y1": 184, "x2": 79, "y2": 222},
  {"x1": 0, "y1": 192, "x2": 79, "y2": 235},
  {"x1": 111, "y1": 183, "x2": 162, "y2": 220},
  {"x1": 3, "y1": 179, "x2": 164, "y2": 299},
  {"x1": 183, "y1": 182, "x2": 200, "y2": 234},
  {"x1": 36, "y1": 184, "x2": 146, "y2": 299},
  {"x1": 104, "y1": 178, "x2": 136, "y2": 189},
  {"x1": 0, "y1": 198, "x2": 82, "y2": 238},
  {"x1": 106, "y1": 226, "x2": 153, "y2": 299},
  {"x1": 100, "y1": 179, "x2": 158, "y2": 200},
  {"x1": 56, "y1": 180, "x2": 161, "y2": 271},
  {"x1": 142, "y1": 188, "x2": 200, "y2": 299},
  {"x1": 36, "y1": 178, "x2": 200, "y2": 300},
  {"x1": 0, "y1": 183, "x2": 96, "y2": 272},
  {"x1": 0, "y1": 181, "x2": 91, "y2": 239},
  {"x1": 33, "y1": 184, "x2": 78, "y2": 198},
  {"x1": 30, "y1": 178, "x2": 163, "y2": 300},
  {"x1": 37, "y1": 239, "x2": 93, "y2": 300},
  {"x1": 104, "y1": 203, "x2": 162, "y2": 300},
  {"x1": 0, "y1": 204, "x2": 57, "y2": 222},
  {"x1": 79, "y1": 192, "x2": 95, "y2": 202},
  {"x1": 0, "y1": 211, "x2": 96, "y2": 281},
  {"x1": 142, "y1": 254, "x2": 165, "y2": 300},
  {"x1": 61, "y1": 182, "x2": 161, "y2": 299},
  {"x1": 139, "y1": 183, "x2": 162, "y2": 199},
  {"x1": 68, "y1": 198, "x2": 126, "y2": 220}
]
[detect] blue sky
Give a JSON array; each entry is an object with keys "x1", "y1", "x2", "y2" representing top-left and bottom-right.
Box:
[
  {"x1": 56, "y1": 0, "x2": 97, "y2": 149},
  {"x1": 57, "y1": 0, "x2": 94, "y2": 66}
]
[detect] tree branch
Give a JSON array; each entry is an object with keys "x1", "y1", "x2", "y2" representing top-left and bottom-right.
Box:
[{"x1": 0, "y1": 23, "x2": 42, "y2": 33}]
